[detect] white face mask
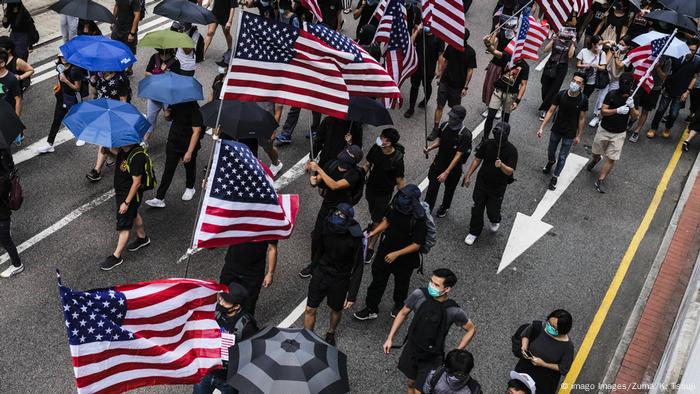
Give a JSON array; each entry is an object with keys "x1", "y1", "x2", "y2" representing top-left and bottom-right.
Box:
[
  {"x1": 504, "y1": 29, "x2": 516, "y2": 40},
  {"x1": 376, "y1": 137, "x2": 385, "y2": 147}
]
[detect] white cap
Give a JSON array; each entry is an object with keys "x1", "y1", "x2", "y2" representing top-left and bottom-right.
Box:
[
  {"x1": 509, "y1": 371, "x2": 536, "y2": 394},
  {"x1": 57, "y1": 49, "x2": 64, "y2": 58}
]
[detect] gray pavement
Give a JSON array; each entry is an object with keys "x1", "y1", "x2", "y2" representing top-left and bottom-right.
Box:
[{"x1": 0, "y1": 2, "x2": 698, "y2": 393}]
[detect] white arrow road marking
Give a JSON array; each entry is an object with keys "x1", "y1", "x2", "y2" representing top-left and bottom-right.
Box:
[
  {"x1": 497, "y1": 152, "x2": 589, "y2": 273},
  {"x1": 536, "y1": 53, "x2": 552, "y2": 71}
]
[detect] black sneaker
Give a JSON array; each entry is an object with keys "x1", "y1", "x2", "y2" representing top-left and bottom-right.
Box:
[
  {"x1": 427, "y1": 127, "x2": 439, "y2": 141},
  {"x1": 404, "y1": 108, "x2": 415, "y2": 118},
  {"x1": 435, "y1": 206, "x2": 449, "y2": 218},
  {"x1": 683, "y1": 141, "x2": 689, "y2": 152},
  {"x1": 586, "y1": 159, "x2": 599, "y2": 172},
  {"x1": 86, "y1": 169, "x2": 102, "y2": 182},
  {"x1": 127, "y1": 236, "x2": 151, "y2": 252},
  {"x1": 353, "y1": 308, "x2": 378, "y2": 321},
  {"x1": 100, "y1": 255, "x2": 123, "y2": 271},
  {"x1": 364, "y1": 248, "x2": 374, "y2": 264},
  {"x1": 548, "y1": 177, "x2": 557, "y2": 191},
  {"x1": 594, "y1": 179, "x2": 607, "y2": 194},
  {"x1": 299, "y1": 265, "x2": 313, "y2": 278},
  {"x1": 106, "y1": 158, "x2": 116, "y2": 167},
  {"x1": 324, "y1": 332, "x2": 336, "y2": 346},
  {"x1": 542, "y1": 161, "x2": 555, "y2": 174},
  {"x1": 417, "y1": 99, "x2": 426, "y2": 109},
  {"x1": 390, "y1": 306, "x2": 401, "y2": 318}
]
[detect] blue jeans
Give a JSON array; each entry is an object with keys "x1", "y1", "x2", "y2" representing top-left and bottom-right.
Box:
[
  {"x1": 547, "y1": 132, "x2": 574, "y2": 177},
  {"x1": 192, "y1": 370, "x2": 235, "y2": 394},
  {"x1": 650, "y1": 93, "x2": 682, "y2": 131}
]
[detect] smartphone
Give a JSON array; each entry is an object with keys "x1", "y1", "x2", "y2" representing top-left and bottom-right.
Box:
[{"x1": 523, "y1": 349, "x2": 533, "y2": 359}]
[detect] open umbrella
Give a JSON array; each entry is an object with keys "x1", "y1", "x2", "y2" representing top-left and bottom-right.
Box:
[
  {"x1": 200, "y1": 100, "x2": 279, "y2": 140},
  {"x1": 227, "y1": 327, "x2": 349, "y2": 394},
  {"x1": 0, "y1": 100, "x2": 25, "y2": 150},
  {"x1": 63, "y1": 99, "x2": 150, "y2": 147},
  {"x1": 0, "y1": 0, "x2": 22, "y2": 4},
  {"x1": 138, "y1": 72, "x2": 204, "y2": 105},
  {"x1": 138, "y1": 29, "x2": 195, "y2": 49},
  {"x1": 345, "y1": 96, "x2": 393, "y2": 126},
  {"x1": 59, "y1": 35, "x2": 136, "y2": 71},
  {"x1": 48, "y1": 0, "x2": 115, "y2": 23},
  {"x1": 661, "y1": 0, "x2": 700, "y2": 18},
  {"x1": 632, "y1": 30, "x2": 690, "y2": 59},
  {"x1": 645, "y1": 9, "x2": 697, "y2": 32},
  {"x1": 154, "y1": 0, "x2": 217, "y2": 25}
]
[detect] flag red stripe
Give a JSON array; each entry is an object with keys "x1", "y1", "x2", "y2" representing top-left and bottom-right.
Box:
[
  {"x1": 221, "y1": 92, "x2": 347, "y2": 120},
  {"x1": 122, "y1": 294, "x2": 217, "y2": 326},
  {"x1": 127, "y1": 283, "x2": 213, "y2": 310},
  {"x1": 228, "y1": 64, "x2": 347, "y2": 93},
  {"x1": 197, "y1": 233, "x2": 294, "y2": 248},
  {"x1": 204, "y1": 206, "x2": 286, "y2": 220},
  {"x1": 92, "y1": 369, "x2": 216, "y2": 394},
  {"x1": 115, "y1": 279, "x2": 225, "y2": 294},
  {"x1": 200, "y1": 222, "x2": 293, "y2": 235}
]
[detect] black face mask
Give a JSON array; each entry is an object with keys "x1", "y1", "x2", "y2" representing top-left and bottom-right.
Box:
[{"x1": 215, "y1": 303, "x2": 236, "y2": 320}]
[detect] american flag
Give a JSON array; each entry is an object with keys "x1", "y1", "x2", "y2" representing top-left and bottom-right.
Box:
[
  {"x1": 193, "y1": 140, "x2": 299, "y2": 249},
  {"x1": 373, "y1": 0, "x2": 418, "y2": 107},
  {"x1": 222, "y1": 12, "x2": 399, "y2": 118},
  {"x1": 301, "y1": 0, "x2": 323, "y2": 22},
  {"x1": 58, "y1": 273, "x2": 226, "y2": 393},
  {"x1": 536, "y1": 0, "x2": 590, "y2": 32},
  {"x1": 625, "y1": 36, "x2": 670, "y2": 93},
  {"x1": 505, "y1": 8, "x2": 549, "y2": 64},
  {"x1": 421, "y1": 0, "x2": 465, "y2": 51}
]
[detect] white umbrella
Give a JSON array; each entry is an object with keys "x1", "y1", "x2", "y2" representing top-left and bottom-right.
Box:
[{"x1": 632, "y1": 30, "x2": 690, "y2": 59}]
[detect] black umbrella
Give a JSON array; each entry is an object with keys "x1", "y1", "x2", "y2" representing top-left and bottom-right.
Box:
[
  {"x1": 200, "y1": 100, "x2": 279, "y2": 140},
  {"x1": 661, "y1": 0, "x2": 700, "y2": 18},
  {"x1": 345, "y1": 96, "x2": 393, "y2": 126},
  {"x1": 0, "y1": 100, "x2": 25, "y2": 150},
  {"x1": 0, "y1": 0, "x2": 22, "y2": 4},
  {"x1": 227, "y1": 327, "x2": 350, "y2": 394},
  {"x1": 645, "y1": 9, "x2": 698, "y2": 32},
  {"x1": 48, "y1": 0, "x2": 115, "y2": 23},
  {"x1": 154, "y1": 0, "x2": 217, "y2": 25}
]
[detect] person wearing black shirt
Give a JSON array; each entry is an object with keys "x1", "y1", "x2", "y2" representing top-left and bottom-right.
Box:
[
  {"x1": 463, "y1": 122, "x2": 517, "y2": 245},
  {"x1": 538, "y1": 33, "x2": 577, "y2": 119},
  {"x1": 111, "y1": 0, "x2": 141, "y2": 55},
  {"x1": 430, "y1": 30, "x2": 476, "y2": 140},
  {"x1": 219, "y1": 240, "x2": 278, "y2": 316},
  {"x1": 204, "y1": 0, "x2": 236, "y2": 57},
  {"x1": 405, "y1": 25, "x2": 445, "y2": 119},
  {"x1": 0, "y1": 49, "x2": 22, "y2": 145},
  {"x1": 146, "y1": 101, "x2": 203, "y2": 208},
  {"x1": 424, "y1": 106, "x2": 472, "y2": 218},
  {"x1": 312, "y1": 115, "x2": 363, "y2": 168},
  {"x1": 320, "y1": 0, "x2": 343, "y2": 31},
  {"x1": 0, "y1": 150, "x2": 22, "y2": 278},
  {"x1": 304, "y1": 203, "x2": 364, "y2": 346},
  {"x1": 537, "y1": 72, "x2": 588, "y2": 191},
  {"x1": 482, "y1": 19, "x2": 514, "y2": 110},
  {"x1": 354, "y1": 184, "x2": 426, "y2": 321},
  {"x1": 1, "y1": 3, "x2": 34, "y2": 61},
  {"x1": 101, "y1": 144, "x2": 150, "y2": 271},
  {"x1": 300, "y1": 145, "x2": 364, "y2": 278},
  {"x1": 144, "y1": 49, "x2": 181, "y2": 145},
  {"x1": 484, "y1": 58, "x2": 529, "y2": 140},
  {"x1": 588, "y1": 73, "x2": 638, "y2": 194},
  {"x1": 647, "y1": 40, "x2": 700, "y2": 140},
  {"x1": 353, "y1": 0, "x2": 379, "y2": 39}
]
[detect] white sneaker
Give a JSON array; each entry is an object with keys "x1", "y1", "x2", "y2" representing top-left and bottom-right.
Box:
[
  {"x1": 1, "y1": 264, "x2": 24, "y2": 278},
  {"x1": 489, "y1": 222, "x2": 500, "y2": 232},
  {"x1": 481, "y1": 109, "x2": 489, "y2": 117},
  {"x1": 145, "y1": 198, "x2": 166, "y2": 208},
  {"x1": 75, "y1": 139, "x2": 86, "y2": 146},
  {"x1": 464, "y1": 234, "x2": 477, "y2": 245},
  {"x1": 140, "y1": 141, "x2": 149, "y2": 149},
  {"x1": 495, "y1": 109, "x2": 502, "y2": 119},
  {"x1": 36, "y1": 144, "x2": 54, "y2": 154},
  {"x1": 181, "y1": 188, "x2": 196, "y2": 201},
  {"x1": 270, "y1": 161, "x2": 284, "y2": 177},
  {"x1": 588, "y1": 116, "x2": 600, "y2": 128}
]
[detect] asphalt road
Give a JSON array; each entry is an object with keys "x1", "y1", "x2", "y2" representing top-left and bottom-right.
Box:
[{"x1": 0, "y1": 3, "x2": 697, "y2": 393}]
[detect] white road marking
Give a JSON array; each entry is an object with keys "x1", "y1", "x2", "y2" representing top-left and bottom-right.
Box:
[
  {"x1": 13, "y1": 130, "x2": 75, "y2": 165},
  {"x1": 0, "y1": 190, "x2": 115, "y2": 266},
  {"x1": 278, "y1": 299, "x2": 308, "y2": 328},
  {"x1": 535, "y1": 53, "x2": 552, "y2": 71}
]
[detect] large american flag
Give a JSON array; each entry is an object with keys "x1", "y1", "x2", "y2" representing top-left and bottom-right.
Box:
[
  {"x1": 222, "y1": 12, "x2": 399, "y2": 119},
  {"x1": 373, "y1": 0, "x2": 418, "y2": 107},
  {"x1": 301, "y1": 0, "x2": 323, "y2": 22},
  {"x1": 625, "y1": 36, "x2": 670, "y2": 93},
  {"x1": 58, "y1": 274, "x2": 226, "y2": 393},
  {"x1": 421, "y1": 0, "x2": 465, "y2": 51},
  {"x1": 536, "y1": 0, "x2": 590, "y2": 32},
  {"x1": 505, "y1": 7, "x2": 549, "y2": 64},
  {"x1": 193, "y1": 140, "x2": 299, "y2": 249}
]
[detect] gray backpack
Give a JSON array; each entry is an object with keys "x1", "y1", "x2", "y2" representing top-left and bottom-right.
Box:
[{"x1": 411, "y1": 201, "x2": 437, "y2": 254}]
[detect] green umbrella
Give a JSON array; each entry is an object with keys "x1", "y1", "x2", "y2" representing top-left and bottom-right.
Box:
[{"x1": 137, "y1": 29, "x2": 195, "y2": 49}]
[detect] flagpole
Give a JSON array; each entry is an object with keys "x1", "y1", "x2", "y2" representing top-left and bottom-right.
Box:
[
  {"x1": 422, "y1": 27, "x2": 429, "y2": 159},
  {"x1": 487, "y1": 0, "x2": 535, "y2": 36},
  {"x1": 630, "y1": 29, "x2": 678, "y2": 98},
  {"x1": 183, "y1": 9, "x2": 245, "y2": 278}
]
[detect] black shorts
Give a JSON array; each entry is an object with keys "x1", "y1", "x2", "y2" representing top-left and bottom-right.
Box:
[
  {"x1": 397, "y1": 341, "x2": 442, "y2": 381},
  {"x1": 436, "y1": 82, "x2": 462, "y2": 108},
  {"x1": 365, "y1": 191, "x2": 392, "y2": 223},
  {"x1": 115, "y1": 193, "x2": 142, "y2": 231},
  {"x1": 634, "y1": 89, "x2": 662, "y2": 112},
  {"x1": 306, "y1": 268, "x2": 350, "y2": 312}
]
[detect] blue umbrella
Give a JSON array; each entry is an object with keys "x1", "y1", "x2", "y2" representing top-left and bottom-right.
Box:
[
  {"x1": 59, "y1": 35, "x2": 136, "y2": 71},
  {"x1": 137, "y1": 72, "x2": 204, "y2": 105},
  {"x1": 63, "y1": 99, "x2": 150, "y2": 147}
]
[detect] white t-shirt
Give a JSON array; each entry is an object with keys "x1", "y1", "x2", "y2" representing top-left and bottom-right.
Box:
[
  {"x1": 176, "y1": 48, "x2": 196, "y2": 72},
  {"x1": 577, "y1": 48, "x2": 605, "y2": 85}
]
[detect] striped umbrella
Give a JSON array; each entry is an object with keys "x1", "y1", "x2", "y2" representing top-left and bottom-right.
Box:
[{"x1": 227, "y1": 327, "x2": 350, "y2": 394}]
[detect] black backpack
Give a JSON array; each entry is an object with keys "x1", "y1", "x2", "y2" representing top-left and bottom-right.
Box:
[
  {"x1": 511, "y1": 320, "x2": 543, "y2": 359},
  {"x1": 427, "y1": 366, "x2": 483, "y2": 394},
  {"x1": 406, "y1": 288, "x2": 458, "y2": 357},
  {"x1": 439, "y1": 123, "x2": 472, "y2": 164}
]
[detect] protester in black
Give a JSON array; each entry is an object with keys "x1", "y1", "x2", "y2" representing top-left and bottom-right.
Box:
[
  {"x1": 219, "y1": 240, "x2": 278, "y2": 316},
  {"x1": 101, "y1": 144, "x2": 150, "y2": 271},
  {"x1": 1, "y1": 3, "x2": 35, "y2": 61},
  {"x1": 111, "y1": 0, "x2": 141, "y2": 55},
  {"x1": 463, "y1": 122, "x2": 517, "y2": 245},
  {"x1": 537, "y1": 72, "x2": 588, "y2": 191},
  {"x1": 430, "y1": 30, "x2": 476, "y2": 140},
  {"x1": 363, "y1": 128, "x2": 405, "y2": 261},
  {"x1": 354, "y1": 184, "x2": 425, "y2": 321},
  {"x1": 422, "y1": 349, "x2": 482, "y2": 394},
  {"x1": 383, "y1": 269, "x2": 475, "y2": 394},
  {"x1": 146, "y1": 101, "x2": 203, "y2": 208},
  {"x1": 204, "y1": 0, "x2": 236, "y2": 56},
  {"x1": 0, "y1": 150, "x2": 22, "y2": 278},
  {"x1": 482, "y1": 19, "x2": 514, "y2": 110},
  {"x1": 304, "y1": 203, "x2": 364, "y2": 346},
  {"x1": 320, "y1": 0, "x2": 343, "y2": 31},
  {"x1": 353, "y1": 0, "x2": 379, "y2": 39},
  {"x1": 483, "y1": 57, "x2": 529, "y2": 140},
  {"x1": 312, "y1": 116, "x2": 363, "y2": 168},
  {"x1": 424, "y1": 105, "x2": 471, "y2": 218},
  {"x1": 300, "y1": 145, "x2": 363, "y2": 278},
  {"x1": 0, "y1": 49, "x2": 22, "y2": 145},
  {"x1": 404, "y1": 24, "x2": 444, "y2": 119},
  {"x1": 538, "y1": 32, "x2": 577, "y2": 120}
]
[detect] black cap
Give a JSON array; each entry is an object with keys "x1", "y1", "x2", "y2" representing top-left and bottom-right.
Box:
[
  {"x1": 337, "y1": 144, "x2": 364, "y2": 165},
  {"x1": 219, "y1": 282, "x2": 249, "y2": 306},
  {"x1": 448, "y1": 105, "x2": 467, "y2": 120}
]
